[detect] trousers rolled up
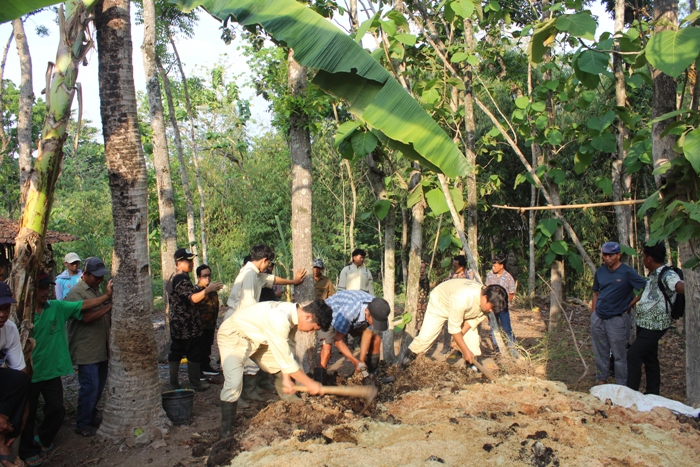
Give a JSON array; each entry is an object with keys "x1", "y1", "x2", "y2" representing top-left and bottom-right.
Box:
[
  {"x1": 590, "y1": 312, "x2": 630, "y2": 385},
  {"x1": 409, "y1": 301, "x2": 482, "y2": 356}
]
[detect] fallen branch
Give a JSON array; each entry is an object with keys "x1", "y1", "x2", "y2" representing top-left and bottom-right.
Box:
[{"x1": 494, "y1": 199, "x2": 645, "y2": 212}]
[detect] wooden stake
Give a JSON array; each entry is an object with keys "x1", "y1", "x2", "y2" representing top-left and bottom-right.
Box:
[{"x1": 493, "y1": 199, "x2": 645, "y2": 212}]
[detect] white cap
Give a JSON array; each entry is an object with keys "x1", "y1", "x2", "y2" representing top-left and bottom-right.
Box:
[{"x1": 64, "y1": 252, "x2": 81, "y2": 263}]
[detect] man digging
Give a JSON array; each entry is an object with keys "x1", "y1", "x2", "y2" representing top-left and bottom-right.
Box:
[
  {"x1": 402, "y1": 281, "x2": 508, "y2": 369},
  {"x1": 316, "y1": 290, "x2": 391, "y2": 382},
  {"x1": 217, "y1": 299, "x2": 332, "y2": 438}
]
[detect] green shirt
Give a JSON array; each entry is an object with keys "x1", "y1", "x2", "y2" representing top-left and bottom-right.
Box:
[
  {"x1": 32, "y1": 300, "x2": 83, "y2": 383},
  {"x1": 66, "y1": 280, "x2": 111, "y2": 365}
]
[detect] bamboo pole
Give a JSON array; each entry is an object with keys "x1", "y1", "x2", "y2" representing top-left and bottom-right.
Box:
[{"x1": 493, "y1": 199, "x2": 645, "y2": 212}]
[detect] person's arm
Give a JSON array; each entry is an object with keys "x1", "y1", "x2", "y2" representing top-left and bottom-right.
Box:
[
  {"x1": 55, "y1": 282, "x2": 64, "y2": 301},
  {"x1": 676, "y1": 281, "x2": 685, "y2": 294},
  {"x1": 333, "y1": 331, "x2": 360, "y2": 369},
  {"x1": 328, "y1": 281, "x2": 335, "y2": 297},
  {"x1": 191, "y1": 281, "x2": 223, "y2": 304},
  {"x1": 452, "y1": 326, "x2": 475, "y2": 364},
  {"x1": 282, "y1": 370, "x2": 323, "y2": 395},
  {"x1": 81, "y1": 303, "x2": 112, "y2": 323},
  {"x1": 367, "y1": 270, "x2": 374, "y2": 296},
  {"x1": 337, "y1": 267, "x2": 347, "y2": 290},
  {"x1": 591, "y1": 291, "x2": 598, "y2": 314},
  {"x1": 81, "y1": 279, "x2": 113, "y2": 310},
  {"x1": 273, "y1": 268, "x2": 306, "y2": 286}
]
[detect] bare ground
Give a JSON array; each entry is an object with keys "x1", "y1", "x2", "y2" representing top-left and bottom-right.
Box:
[{"x1": 43, "y1": 299, "x2": 696, "y2": 466}]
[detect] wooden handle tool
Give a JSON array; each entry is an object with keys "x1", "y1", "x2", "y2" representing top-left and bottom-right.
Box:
[
  {"x1": 472, "y1": 360, "x2": 497, "y2": 381},
  {"x1": 292, "y1": 384, "x2": 378, "y2": 403}
]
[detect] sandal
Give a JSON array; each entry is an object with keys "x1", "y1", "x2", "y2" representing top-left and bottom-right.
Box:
[
  {"x1": 74, "y1": 426, "x2": 97, "y2": 437},
  {"x1": 32, "y1": 436, "x2": 53, "y2": 454},
  {"x1": 0, "y1": 454, "x2": 26, "y2": 467},
  {"x1": 24, "y1": 455, "x2": 43, "y2": 467}
]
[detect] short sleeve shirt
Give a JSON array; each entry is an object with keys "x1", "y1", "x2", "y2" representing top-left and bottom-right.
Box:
[
  {"x1": 592, "y1": 264, "x2": 647, "y2": 319},
  {"x1": 486, "y1": 271, "x2": 516, "y2": 295},
  {"x1": 65, "y1": 279, "x2": 111, "y2": 365},
  {"x1": 325, "y1": 290, "x2": 374, "y2": 335},
  {"x1": 636, "y1": 266, "x2": 681, "y2": 331},
  {"x1": 168, "y1": 272, "x2": 202, "y2": 340},
  {"x1": 314, "y1": 275, "x2": 335, "y2": 300},
  {"x1": 0, "y1": 320, "x2": 26, "y2": 371},
  {"x1": 338, "y1": 264, "x2": 374, "y2": 295},
  {"x1": 194, "y1": 285, "x2": 220, "y2": 329},
  {"x1": 32, "y1": 300, "x2": 83, "y2": 383}
]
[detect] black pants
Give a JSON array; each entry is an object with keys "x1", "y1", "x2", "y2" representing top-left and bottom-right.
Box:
[
  {"x1": 199, "y1": 328, "x2": 216, "y2": 368},
  {"x1": 19, "y1": 377, "x2": 66, "y2": 459},
  {"x1": 0, "y1": 367, "x2": 30, "y2": 440},
  {"x1": 627, "y1": 326, "x2": 668, "y2": 395},
  {"x1": 168, "y1": 337, "x2": 202, "y2": 363}
]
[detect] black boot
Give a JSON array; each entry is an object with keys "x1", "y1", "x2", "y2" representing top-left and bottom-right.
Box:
[
  {"x1": 401, "y1": 349, "x2": 417, "y2": 369},
  {"x1": 220, "y1": 401, "x2": 237, "y2": 439},
  {"x1": 187, "y1": 362, "x2": 210, "y2": 391},
  {"x1": 256, "y1": 370, "x2": 275, "y2": 391},
  {"x1": 169, "y1": 361, "x2": 181, "y2": 390},
  {"x1": 367, "y1": 354, "x2": 380, "y2": 374},
  {"x1": 313, "y1": 367, "x2": 327, "y2": 384}
]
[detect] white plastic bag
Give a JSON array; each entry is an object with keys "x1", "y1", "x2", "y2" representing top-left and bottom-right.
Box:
[{"x1": 590, "y1": 384, "x2": 700, "y2": 417}]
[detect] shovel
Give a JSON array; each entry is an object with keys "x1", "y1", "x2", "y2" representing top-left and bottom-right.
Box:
[{"x1": 292, "y1": 384, "x2": 379, "y2": 403}]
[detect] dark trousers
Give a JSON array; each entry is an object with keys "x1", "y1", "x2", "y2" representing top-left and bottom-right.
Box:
[
  {"x1": 0, "y1": 367, "x2": 30, "y2": 440},
  {"x1": 627, "y1": 326, "x2": 668, "y2": 395},
  {"x1": 199, "y1": 328, "x2": 216, "y2": 368},
  {"x1": 168, "y1": 337, "x2": 202, "y2": 363},
  {"x1": 19, "y1": 377, "x2": 65, "y2": 459},
  {"x1": 76, "y1": 361, "x2": 108, "y2": 429}
]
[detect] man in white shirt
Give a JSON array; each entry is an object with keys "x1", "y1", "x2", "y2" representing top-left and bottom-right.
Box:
[
  {"x1": 338, "y1": 248, "x2": 374, "y2": 295},
  {"x1": 0, "y1": 281, "x2": 30, "y2": 455},
  {"x1": 217, "y1": 299, "x2": 332, "y2": 438}
]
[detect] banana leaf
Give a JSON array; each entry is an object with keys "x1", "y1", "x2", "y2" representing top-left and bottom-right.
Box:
[
  {"x1": 0, "y1": 0, "x2": 96, "y2": 23},
  {"x1": 171, "y1": 0, "x2": 470, "y2": 178}
]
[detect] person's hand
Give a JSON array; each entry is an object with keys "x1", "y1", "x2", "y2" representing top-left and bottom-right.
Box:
[
  {"x1": 282, "y1": 374, "x2": 295, "y2": 394},
  {"x1": 305, "y1": 380, "x2": 323, "y2": 396},
  {"x1": 105, "y1": 279, "x2": 114, "y2": 298},
  {"x1": 462, "y1": 348, "x2": 475, "y2": 364},
  {"x1": 293, "y1": 268, "x2": 307, "y2": 285},
  {"x1": 0, "y1": 413, "x2": 12, "y2": 436},
  {"x1": 356, "y1": 361, "x2": 367, "y2": 373},
  {"x1": 206, "y1": 281, "x2": 224, "y2": 293}
]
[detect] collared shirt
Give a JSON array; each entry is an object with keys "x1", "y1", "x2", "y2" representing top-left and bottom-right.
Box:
[
  {"x1": 194, "y1": 285, "x2": 220, "y2": 329},
  {"x1": 224, "y1": 301, "x2": 300, "y2": 374},
  {"x1": 168, "y1": 272, "x2": 202, "y2": 340},
  {"x1": 338, "y1": 264, "x2": 374, "y2": 295},
  {"x1": 486, "y1": 270, "x2": 516, "y2": 295},
  {"x1": 314, "y1": 275, "x2": 335, "y2": 300},
  {"x1": 0, "y1": 320, "x2": 25, "y2": 371},
  {"x1": 325, "y1": 290, "x2": 373, "y2": 335},
  {"x1": 636, "y1": 265, "x2": 681, "y2": 331},
  {"x1": 593, "y1": 264, "x2": 647, "y2": 319},
  {"x1": 66, "y1": 279, "x2": 111, "y2": 365},
  {"x1": 429, "y1": 279, "x2": 486, "y2": 335},
  {"x1": 32, "y1": 300, "x2": 83, "y2": 383},
  {"x1": 226, "y1": 262, "x2": 275, "y2": 319}
]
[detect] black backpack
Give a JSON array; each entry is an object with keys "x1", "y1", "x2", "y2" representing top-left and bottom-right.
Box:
[{"x1": 658, "y1": 266, "x2": 685, "y2": 320}]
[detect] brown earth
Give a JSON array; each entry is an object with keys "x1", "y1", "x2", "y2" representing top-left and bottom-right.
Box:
[{"x1": 42, "y1": 299, "x2": 696, "y2": 466}]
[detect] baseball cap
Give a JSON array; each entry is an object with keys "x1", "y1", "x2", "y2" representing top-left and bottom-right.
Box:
[
  {"x1": 313, "y1": 258, "x2": 324, "y2": 269},
  {"x1": 601, "y1": 242, "x2": 621, "y2": 254},
  {"x1": 84, "y1": 257, "x2": 109, "y2": 277},
  {"x1": 366, "y1": 298, "x2": 391, "y2": 332},
  {"x1": 64, "y1": 252, "x2": 81, "y2": 263},
  {"x1": 0, "y1": 282, "x2": 17, "y2": 307},
  {"x1": 174, "y1": 248, "x2": 196, "y2": 262},
  {"x1": 38, "y1": 273, "x2": 55, "y2": 287}
]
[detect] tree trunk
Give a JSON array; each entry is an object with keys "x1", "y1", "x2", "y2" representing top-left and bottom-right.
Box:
[
  {"x1": 142, "y1": 0, "x2": 177, "y2": 352},
  {"x1": 680, "y1": 240, "x2": 700, "y2": 405},
  {"x1": 288, "y1": 51, "x2": 315, "y2": 373},
  {"x1": 0, "y1": 31, "x2": 14, "y2": 159},
  {"x1": 10, "y1": 1, "x2": 95, "y2": 352},
  {"x1": 404, "y1": 168, "x2": 424, "y2": 338},
  {"x1": 169, "y1": 36, "x2": 209, "y2": 264},
  {"x1": 158, "y1": 60, "x2": 200, "y2": 270},
  {"x1": 95, "y1": 0, "x2": 166, "y2": 437},
  {"x1": 12, "y1": 18, "x2": 33, "y2": 203},
  {"x1": 528, "y1": 64, "x2": 538, "y2": 298},
  {"x1": 401, "y1": 207, "x2": 409, "y2": 287},
  {"x1": 343, "y1": 158, "x2": 356, "y2": 254},
  {"x1": 612, "y1": 0, "x2": 633, "y2": 254},
  {"x1": 463, "y1": 18, "x2": 478, "y2": 270}
]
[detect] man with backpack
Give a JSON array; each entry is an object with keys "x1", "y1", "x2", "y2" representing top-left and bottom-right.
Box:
[{"x1": 626, "y1": 243, "x2": 685, "y2": 395}]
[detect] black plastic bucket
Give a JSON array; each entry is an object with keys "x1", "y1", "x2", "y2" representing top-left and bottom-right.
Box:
[{"x1": 162, "y1": 389, "x2": 195, "y2": 425}]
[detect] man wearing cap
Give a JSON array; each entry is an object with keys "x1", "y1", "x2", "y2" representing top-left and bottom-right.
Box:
[
  {"x1": 317, "y1": 290, "x2": 390, "y2": 380},
  {"x1": 338, "y1": 249, "x2": 374, "y2": 296},
  {"x1": 217, "y1": 299, "x2": 332, "y2": 438},
  {"x1": 55, "y1": 252, "x2": 82, "y2": 300},
  {"x1": 20, "y1": 274, "x2": 113, "y2": 465},
  {"x1": 0, "y1": 282, "x2": 30, "y2": 462},
  {"x1": 591, "y1": 241, "x2": 647, "y2": 386},
  {"x1": 64, "y1": 257, "x2": 113, "y2": 436},
  {"x1": 166, "y1": 248, "x2": 224, "y2": 392},
  {"x1": 313, "y1": 259, "x2": 335, "y2": 300},
  {"x1": 403, "y1": 280, "x2": 508, "y2": 367}
]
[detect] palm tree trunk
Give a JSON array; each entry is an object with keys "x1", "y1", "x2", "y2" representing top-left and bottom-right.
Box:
[
  {"x1": 12, "y1": 18, "x2": 33, "y2": 203},
  {"x1": 95, "y1": 0, "x2": 166, "y2": 437},
  {"x1": 288, "y1": 51, "x2": 315, "y2": 373},
  {"x1": 158, "y1": 60, "x2": 200, "y2": 270}
]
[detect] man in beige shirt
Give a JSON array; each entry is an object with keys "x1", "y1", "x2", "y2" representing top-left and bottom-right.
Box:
[
  {"x1": 225, "y1": 244, "x2": 305, "y2": 319},
  {"x1": 338, "y1": 248, "x2": 374, "y2": 295},
  {"x1": 405, "y1": 280, "x2": 507, "y2": 367},
  {"x1": 217, "y1": 299, "x2": 332, "y2": 438}
]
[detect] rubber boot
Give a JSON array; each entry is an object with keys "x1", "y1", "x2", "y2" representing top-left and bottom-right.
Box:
[
  {"x1": 256, "y1": 370, "x2": 275, "y2": 391},
  {"x1": 187, "y1": 362, "x2": 210, "y2": 391},
  {"x1": 367, "y1": 354, "x2": 380, "y2": 375},
  {"x1": 274, "y1": 372, "x2": 300, "y2": 402},
  {"x1": 313, "y1": 367, "x2": 327, "y2": 384},
  {"x1": 168, "y1": 361, "x2": 181, "y2": 390},
  {"x1": 241, "y1": 375, "x2": 266, "y2": 402},
  {"x1": 401, "y1": 349, "x2": 417, "y2": 369},
  {"x1": 220, "y1": 401, "x2": 237, "y2": 439}
]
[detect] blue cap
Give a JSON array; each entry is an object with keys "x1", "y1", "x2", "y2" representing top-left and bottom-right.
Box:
[{"x1": 601, "y1": 242, "x2": 621, "y2": 254}]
